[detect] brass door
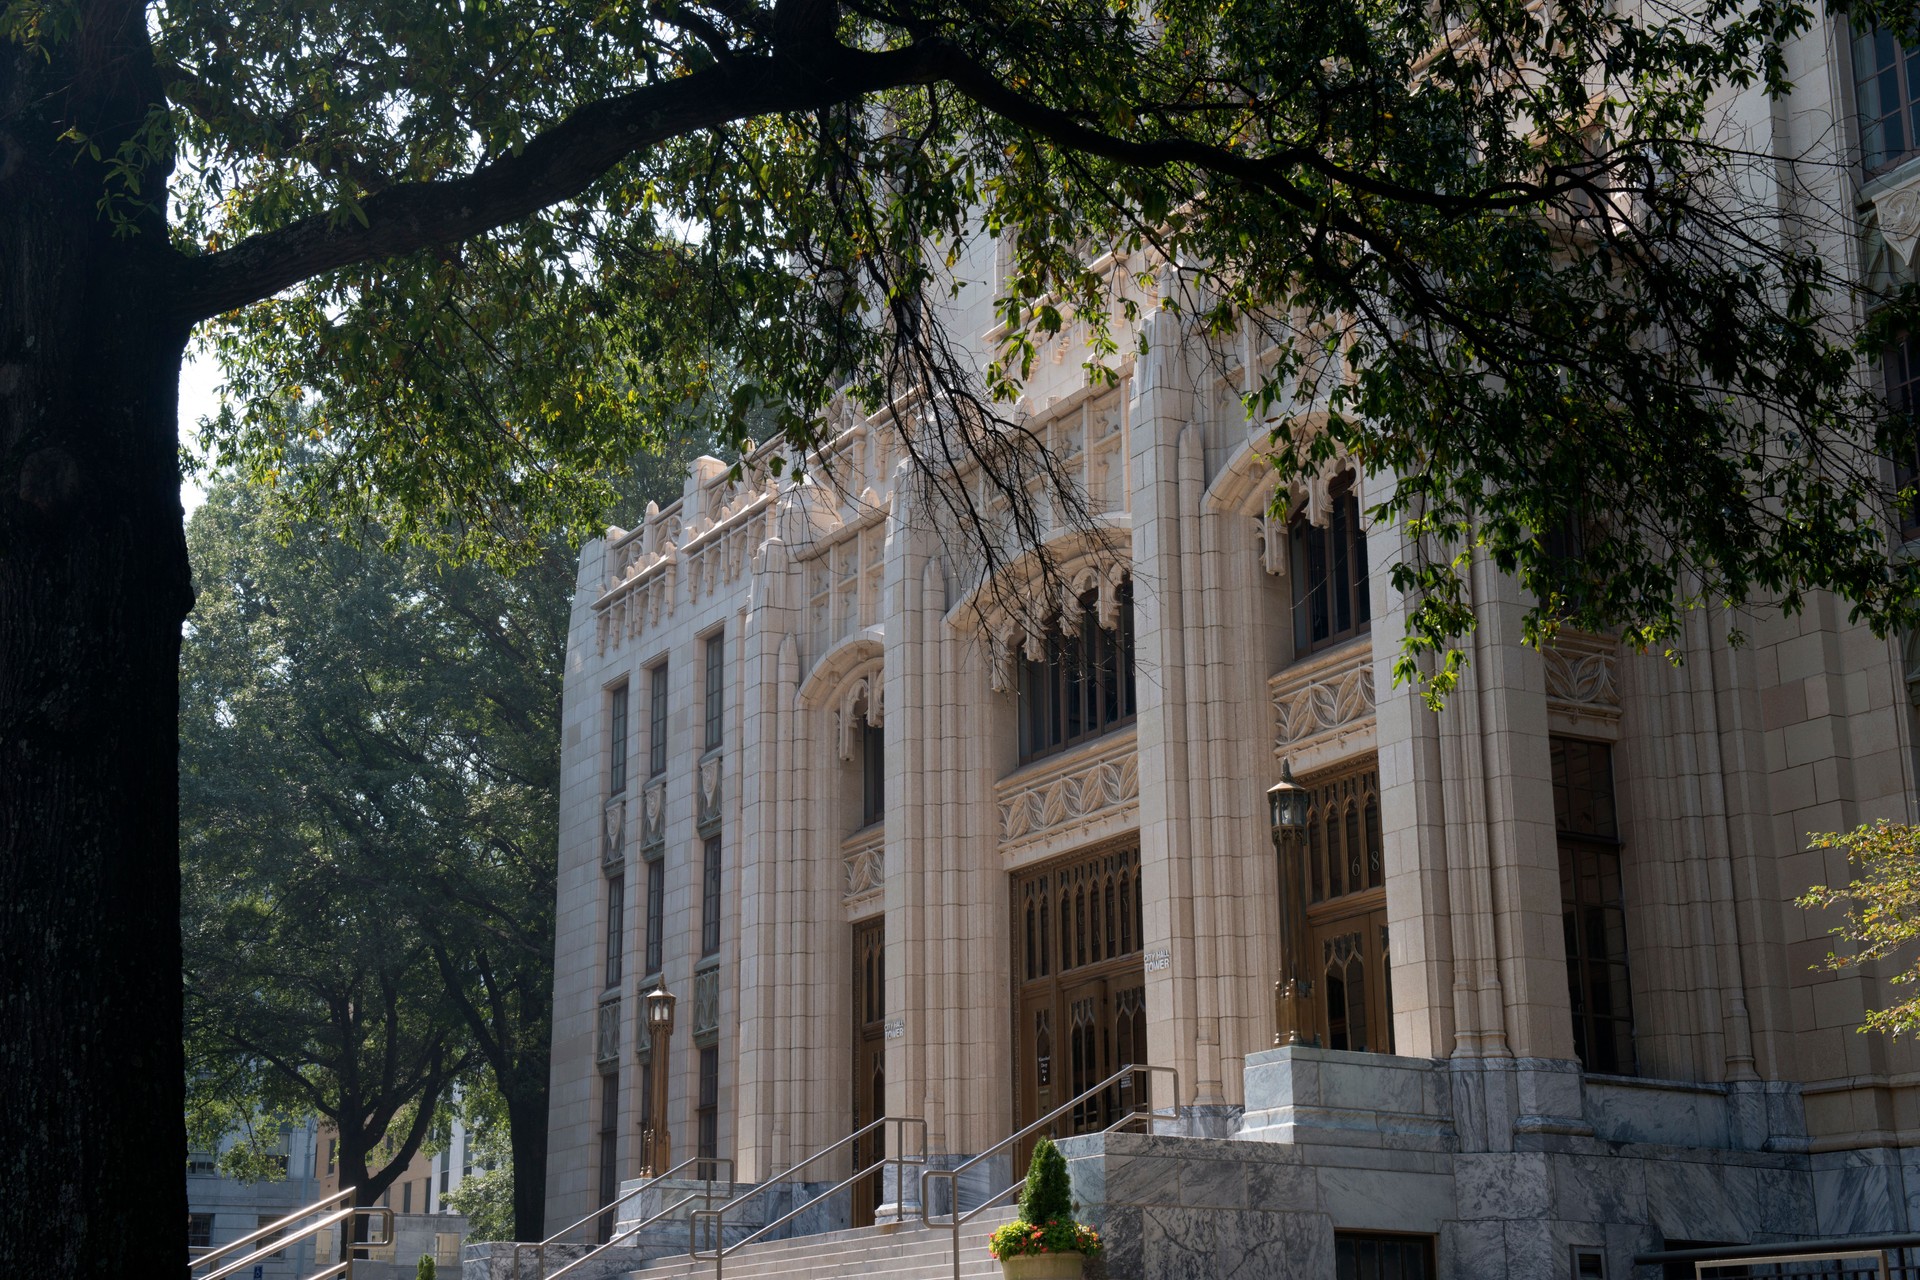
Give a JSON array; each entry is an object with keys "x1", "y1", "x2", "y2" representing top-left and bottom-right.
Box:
[
  {"x1": 1012, "y1": 844, "x2": 1148, "y2": 1168},
  {"x1": 850, "y1": 919, "x2": 886, "y2": 1228}
]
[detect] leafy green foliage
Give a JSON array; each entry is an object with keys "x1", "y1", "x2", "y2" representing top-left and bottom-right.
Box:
[
  {"x1": 1798, "y1": 821, "x2": 1920, "y2": 1038},
  {"x1": 417, "y1": 1254, "x2": 437, "y2": 1280},
  {"x1": 987, "y1": 1216, "x2": 1101, "y2": 1260},
  {"x1": 118, "y1": 0, "x2": 1920, "y2": 692},
  {"x1": 1017, "y1": 1137, "x2": 1074, "y2": 1225},
  {"x1": 178, "y1": 464, "x2": 580, "y2": 1228},
  {"x1": 445, "y1": 1165, "x2": 516, "y2": 1244}
]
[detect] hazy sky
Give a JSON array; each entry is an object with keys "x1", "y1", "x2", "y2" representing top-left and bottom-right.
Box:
[{"x1": 178, "y1": 349, "x2": 219, "y2": 517}]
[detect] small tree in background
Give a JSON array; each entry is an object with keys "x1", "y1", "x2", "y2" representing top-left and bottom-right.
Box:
[
  {"x1": 1018, "y1": 1139, "x2": 1074, "y2": 1226},
  {"x1": 1798, "y1": 821, "x2": 1920, "y2": 1037},
  {"x1": 989, "y1": 1138, "x2": 1100, "y2": 1264},
  {"x1": 416, "y1": 1255, "x2": 437, "y2": 1280}
]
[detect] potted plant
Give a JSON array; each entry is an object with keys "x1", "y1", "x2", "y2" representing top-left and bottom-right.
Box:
[{"x1": 987, "y1": 1136, "x2": 1102, "y2": 1279}]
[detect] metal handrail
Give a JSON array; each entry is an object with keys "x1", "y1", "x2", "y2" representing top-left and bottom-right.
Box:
[
  {"x1": 689, "y1": 1115, "x2": 929, "y2": 1280},
  {"x1": 513, "y1": 1157, "x2": 736, "y2": 1280},
  {"x1": 1635, "y1": 1234, "x2": 1920, "y2": 1278},
  {"x1": 191, "y1": 1189, "x2": 354, "y2": 1273},
  {"x1": 921, "y1": 1063, "x2": 1180, "y2": 1280},
  {"x1": 191, "y1": 1192, "x2": 393, "y2": 1280}
]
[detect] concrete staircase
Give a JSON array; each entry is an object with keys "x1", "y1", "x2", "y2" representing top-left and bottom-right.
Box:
[{"x1": 628, "y1": 1208, "x2": 1017, "y2": 1280}]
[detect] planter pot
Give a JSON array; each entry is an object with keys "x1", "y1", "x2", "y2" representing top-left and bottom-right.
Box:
[{"x1": 999, "y1": 1254, "x2": 1087, "y2": 1280}]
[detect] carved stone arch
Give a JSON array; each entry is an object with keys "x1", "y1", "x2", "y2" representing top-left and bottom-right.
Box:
[
  {"x1": 946, "y1": 525, "x2": 1133, "y2": 676},
  {"x1": 833, "y1": 668, "x2": 886, "y2": 762}
]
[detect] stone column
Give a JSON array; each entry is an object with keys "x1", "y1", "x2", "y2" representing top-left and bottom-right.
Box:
[{"x1": 1127, "y1": 303, "x2": 1211, "y2": 1113}]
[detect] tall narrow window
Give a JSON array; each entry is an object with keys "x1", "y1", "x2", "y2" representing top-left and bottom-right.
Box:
[
  {"x1": 1017, "y1": 578, "x2": 1137, "y2": 764},
  {"x1": 608, "y1": 684, "x2": 629, "y2": 796},
  {"x1": 704, "y1": 632, "x2": 725, "y2": 750},
  {"x1": 696, "y1": 1046, "x2": 720, "y2": 1178},
  {"x1": 1856, "y1": 26, "x2": 1920, "y2": 175},
  {"x1": 644, "y1": 857, "x2": 665, "y2": 975},
  {"x1": 1553, "y1": 737, "x2": 1637, "y2": 1075},
  {"x1": 648, "y1": 663, "x2": 669, "y2": 777},
  {"x1": 860, "y1": 718, "x2": 884, "y2": 826},
  {"x1": 604, "y1": 873, "x2": 624, "y2": 990},
  {"x1": 1886, "y1": 333, "x2": 1920, "y2": 542},
  {"x1": 188, "y1": 1214, "x2": 215, "y2": 1251},
  {"x1": 701, "y1": 834, "x2": 722, "y2": 956},
  {"x1": 1290, "y1": 477, "x2": 1370, "y2": 658},
  {"x1": 596, "y1": 1073, "x2": 620, "y2": 1243}
]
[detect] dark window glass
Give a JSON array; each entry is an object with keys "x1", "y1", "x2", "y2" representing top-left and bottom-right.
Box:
[
  {"x1": 1290, "y1": 479, "x2": 1370, "y2": 658},
  {"x1": 596, "y1": 1073, "x2": 620, "y2": 1242},
  {"x1": 1018, "y1": 579, "x2": 1137, "y2": 764},
  {"x1": 1304, "y1": 765, "x2": 1382, "y2": 905},
  {"x1": 704, "y1": 633, "x2": 725, "y2": 750},
  {"x1": 188, "y1": 1213, "x2": 216, "y2": 1250},
  {"x1": 1553, "y1": 738, "x2": 1637, "y2": 1075},
  {"x1": 608, "y1": 685, "x2": 629, "y2": 796},
  {"x1": 1334, "y1": 1231, "x2": 1435, "y2": 1280},
  {"x1": 645, "y1": 857, "x2": 665, "y2": 975},
  {"x1": 1886, "y1": 333, "x2": 1920, "y2": 541},
  {"x1": 604, "y1": 873, "x2": 624, "y2": 990},
  {"x1": 1855, "y1": 26, "x2": 1920, "y2": 174},
  {"x1": 861, "y1": 718, "x2": 884, "y2": 826},
  {"x1": 648, "y1": 664, "x2": 669, "y2": 777},
  {"x1": 701, "y1": 834, "x2": 722, "y2": 956},
  {"x1": 697, "y1": 1046, "x2": 720, "y2": 1178}
]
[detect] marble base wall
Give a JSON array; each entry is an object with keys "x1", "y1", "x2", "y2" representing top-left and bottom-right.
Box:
[{"x1": 1049, "y1": 1048, "x2": 1909, "y2": 1280}]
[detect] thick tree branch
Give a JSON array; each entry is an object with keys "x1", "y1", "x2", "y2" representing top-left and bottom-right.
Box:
[{"x1": 172, "y1": 44, "x2": 946, "y2": 324}]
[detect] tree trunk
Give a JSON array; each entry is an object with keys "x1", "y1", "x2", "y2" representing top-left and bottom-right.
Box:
[
  {"x1": 506, "y1": 1067, "x2": 552, "y2": 1240},
  {"x1": 0, "y1": 12, "x2": 194, "y2": 1279}
]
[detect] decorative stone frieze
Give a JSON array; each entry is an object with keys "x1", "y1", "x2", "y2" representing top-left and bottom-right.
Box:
[
  {"x1": 997, "y1": 732, "x2": 1140, "y2": 856},
  {"x1": 1866, "y1": 161, "x2": 1920, "y2": 283},
  {"x1": 842, "y1": 826, "x2": 884, "y2": 905},
  {"x1": 591, "y1": 472, "x2": 778, "y2": 654},
  {"x1": 1270, "y1": 640, "x2": 1375, "y2": 756},
  {"x1": 692, "y1": 964, "x2": 720, "y2": 1043},
  {"x1": 697, "y1": 753, "x2": 723, "y2": 828},
  {"x1": 595, "y1": 995, "x2": 620, "y2": 1064},
  {"x1": 601, "y1": 798, "x2": 626, "y2": 872},
  {"x1": 640, "y1": 778, "x2": 666, "y2": 850},
  {"x1": 1543, "y1": 631, "x2": 1622, "y2": 737}
]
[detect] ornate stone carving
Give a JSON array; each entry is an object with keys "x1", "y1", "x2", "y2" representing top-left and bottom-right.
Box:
[
  {"x1": 998, "y1": 742, "x2": 1140, "y2": 844},
  {"x1": 835, "y1": 669, "x2": 884, "y2": 761},
  {"x1": 601, "y1": 798, "x2": 626, "y2": 871},
  {"x1": 692, "y1": 965, "x2": 720, "y2": 1041},
  {"x1": 1271, "y1": 645, "x2": 1376, "y2": 749},
  {"x1": 843, "y1": 829, "x2": 885, "y2": 901},
  {"x1": 595, "y1": 996, "x2": 620, "y2": 1064},
  {"x1": 1543, "y1": 633, "x2": 1621, "y2": 712},
  {"x1": 641, "y1": 778, "x2": 666, "y2": 848},
  {"x1": 698, "y1": 754, "x2": 723, "y2": 827},
  {"x1": 1873, "y1": 169, "x2": 1920, "y2": 273}
]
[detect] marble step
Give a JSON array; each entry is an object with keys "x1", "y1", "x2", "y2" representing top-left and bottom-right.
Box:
[{"x1": 629, "y1": 1209, "x2": 1014, "y2": 1280}]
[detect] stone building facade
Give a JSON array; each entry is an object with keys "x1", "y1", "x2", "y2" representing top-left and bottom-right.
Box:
[{"x1": 545, "y1": 18, "x2": 1920, "y2": 1277}]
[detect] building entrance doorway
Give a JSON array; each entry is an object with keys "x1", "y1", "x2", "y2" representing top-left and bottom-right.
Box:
[
  {"x1": 1012, "y1": 844, "x2": 1148, "y2": 1169},
  {"x1": 849, "y1": 918, "x2": 886, "y2": 1228}
]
